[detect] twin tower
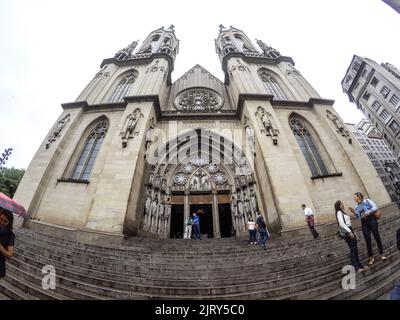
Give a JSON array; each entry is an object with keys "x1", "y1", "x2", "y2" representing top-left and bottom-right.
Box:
[{"x1": 14, "y1": 25, "x2": 391, "y2": 241}]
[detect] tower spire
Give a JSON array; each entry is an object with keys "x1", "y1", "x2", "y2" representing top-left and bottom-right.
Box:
[
  {"x1": 114, "y1": 40, "x2": 139, "y2": 60},
  {"x1": 256, "y1": 39, "x2": 281, "y2": 59}
]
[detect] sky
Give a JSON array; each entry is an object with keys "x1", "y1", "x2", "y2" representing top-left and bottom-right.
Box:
[{"x1": 0, "y1": 0, "x2": 399, "y2": 169}]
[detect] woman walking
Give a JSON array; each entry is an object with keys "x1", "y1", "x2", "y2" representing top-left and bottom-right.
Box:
[
  {"x1": 349, "y1": 192, "x2": 386, "y2": 266},
  {"x1": 335, "y1": 200, "x2": 366, "y2": 273}
]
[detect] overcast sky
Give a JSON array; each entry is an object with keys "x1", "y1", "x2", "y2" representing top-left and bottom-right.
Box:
[{"x1": 0, "y1": 0, "x2": 399, "y2": 169}]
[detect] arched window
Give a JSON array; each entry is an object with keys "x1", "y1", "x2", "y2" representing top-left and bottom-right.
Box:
[
  {"x1": 260, "y1": 73, "x2": 288, "y2": 100},
  {"x1": 290, "y1": 117, "x2": 329, "y2": 176},
  {"x1": 71, "y1": 120, "x2": 109, "y2": 180},
  {"x1": 109, "y1": 72, "x2": 136, "y2": 103}
]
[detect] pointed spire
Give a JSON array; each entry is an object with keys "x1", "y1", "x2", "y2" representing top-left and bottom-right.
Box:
[
  {"x1": 168, "y1": 24, "x2": 175, "y2": 33},
  {"x1": 114, "y1": 40, "x2": 139, "y2": 60},
  {"x1": 256, "y1": 39, "x2": 281, "y2": 58},
  {"x1": 219, "y1": 24, "x2": 226, "y2": 32}
]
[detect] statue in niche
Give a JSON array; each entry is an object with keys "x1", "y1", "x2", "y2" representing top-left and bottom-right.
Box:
[
  {"x1": 145, "y1": 197, "x2": 151, "y2": 215},
  {"x1": 237, "y1": 200, "x2": 244, "y2": 216},
  {"x1": 145, "y1": 119, "x2": 155, "y2": 151},
  {"x1": 164, "y1": 205, "x2": 171, "y2": 219},
  {"x1": 158, "y1": 203, "x2": 164, "y2": 218},
  {"x1": 231, "y1": 200, "x2": 239, "y2": 217},
  {"x1": 121, "y1": 109, "x2": 142, "y2": 148},
  {"x1": 148, "y1": 173, "x2": 155, "y2": 185},
  {"x1": 151, "y1": 199, "x2": 158, "y2": 217},
  {"x1": 257, "y1": 106, "x2": 279, "y2": 145},
  {"x1": 326, "y1": 110, "x2": 352, "y2": 143},
  {"x1": 250, "y1": 189, "x2": 258, "y2": 211},
  {"x1": 46, "y1": 114, "x2": 71, "y2": 149},
  {"x1": 244, "y1": 198, "x2": 251, "y2": 215}
]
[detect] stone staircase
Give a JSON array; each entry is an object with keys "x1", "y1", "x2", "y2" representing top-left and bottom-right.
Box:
[{"x1": 1, "y1": 207, "x2": 400, "y2": 300}]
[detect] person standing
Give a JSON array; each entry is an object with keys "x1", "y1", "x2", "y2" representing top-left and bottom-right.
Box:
[
  {"x1": 247, "y1": 216, "x2": 256, "y2": 244},
  {"x1": 256, "y1": 212, "x2": 269, "y2": 248},
  {"x1": 349, "y1": 192, "x2": 386, "y2": 266},
  {"x1": 335, "y1": 200, "x2": 365, "y2": 273},
  {"x1": 192, "y1": 212, "x2": 201, "y2": 240},
  {"x1": 301, "y1": 204, "x2": 320, "y2": 239},
  {"x1": 0, "y1": 209, "x2": 15, "y2": 279},
  {"x1": 183, "y1": 215, "x2": 193, "y2": 239}
]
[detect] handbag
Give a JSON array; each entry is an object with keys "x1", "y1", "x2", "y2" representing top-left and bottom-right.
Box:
[
  {"x1": 336, "y1": 211, "x2": 350, "y2": 239},
  {"x1": 373, "y1": 210, "x2": 382, "y2": 220}
]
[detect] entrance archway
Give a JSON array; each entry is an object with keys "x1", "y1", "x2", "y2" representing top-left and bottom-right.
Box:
[{"x1": 141, "y1": 128, "x2": 260, "y2": 239}]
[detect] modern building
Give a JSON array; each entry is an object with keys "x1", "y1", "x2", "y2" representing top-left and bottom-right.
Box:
[
  {"x1": 342, "y1": 55, "x2": 400, "y2": 160},
  {"x1": 14, "y1": 26, "x2": 390, "y2": 242},
  {"x1": 347, "y1": 118, "x2": 400, "y2": 204}
]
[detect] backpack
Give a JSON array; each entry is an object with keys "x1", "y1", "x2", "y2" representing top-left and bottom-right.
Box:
[{"x1": 186, "y1": 218, "x2": 193, "y2": 226}]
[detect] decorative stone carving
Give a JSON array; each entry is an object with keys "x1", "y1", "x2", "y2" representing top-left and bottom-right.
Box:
[
  {"x1": 256, "y1": 106, "x2": 279, "y2": 145},
  {"x1": 192, "y1": 157, "x2": 208, "y2": 167},
  {"x1": 326, "y1": 110, "x2": 352, "y2": 143},
  {"x1": 256, "y1": 39, "x2": 281, "y2": 58},
  {"x1": 244, "y1": 116, "x2": 255, "y2": 155},
  {"x1": 213, "y1": 172, "x2": 227, "y2": 185},
  {"x1": 145, "y1": 197, "x2": 151, "y2": 215},
  {"x1": 190, "y1": 169, "x2": 211, "y2": 190},
  {"x1": 151, "y1": 199, "x2": 158, "y2": 217},
  {"x1": 121, "y1": 108, "x2": 142, "y2": 148},
  {"x1": 286, "y1": 64, "x2": 301, "y2": 76},
  {"x1": 206, "y1": 163, "x2": 219, "y2": 174},
  {"x1": 175, "y1": 89, "x2": 222, "y2": 112},
  {"x1": 145, "y1": 118, "x2": 155, "y2": 151},
  {"x1": 46, "y1": 114, "x2": 71, "y2": 149},
  {"x1": 181, "y1": 163, "x2": 195, "y2": 174},
  {"x1": 174, "y1": 173, "x2": 188, "y2": 186}
]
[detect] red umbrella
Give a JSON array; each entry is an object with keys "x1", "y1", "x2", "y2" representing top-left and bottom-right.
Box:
[{"x1": 0, "y1": 192, "x2": 26, "y2": 217}]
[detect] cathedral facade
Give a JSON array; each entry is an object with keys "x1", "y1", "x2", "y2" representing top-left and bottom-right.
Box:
[{"x1": 14, "y1": 26, "x2": 391, "y2": 240}]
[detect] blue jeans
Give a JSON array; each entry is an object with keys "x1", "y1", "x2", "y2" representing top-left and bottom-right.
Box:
[
  {"x1": 361, "y1": 215, "x2": 383, "y2": 257},
  {"x1": 193, "y1": 224, "x2": 201, "y2": 239},
  {"x1": 249, "y1": 230, "x2": 256, "y2": 243},
  {"x1": 345, "y1": 236, "x2": 364, "y2": 270},
  {"x1": 258, "y1": 229, "x2": 269, "y2": 246}
]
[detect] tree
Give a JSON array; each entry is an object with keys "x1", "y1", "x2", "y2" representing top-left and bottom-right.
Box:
[{"x1": 0, "y1": 167, "x2": 25, "y2": 198}]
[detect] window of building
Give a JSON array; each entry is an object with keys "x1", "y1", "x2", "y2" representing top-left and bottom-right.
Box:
[
  {"x1": 389, "y1": 120, "x2": 399, "y2": 132},
  {"x1": 354, "y1": 82, "x2": 359, "y2": 90},
  {"x1": 260, "y1": 73, "x2": 288, "y2": 100},
  {"x1": 380, "y1": 86, "x2": 391, "y2": 98},
  {"x1": 362, "y1": 91, "x2": 371, "y2": 101},
  {"x1": 370, "y1": 77, "x2": 379, "y2": 87},
  {"x1": 362, "y1": 69, "x2": 367, "y2": 78},
  {"x1": 71, "y1": 120, "x2": 109, "y2": 181},
  {"x1": 389, "y1": 94, "x2": 399, "y2": 107},
  {"x1": 371, "y1": 100, "x2": 381, "y2": 112},
  {"x1": 109, "y1": 72, "x2": 136, "y2": 103},
  {"x1": 352, "y1": 62, "x2": 361, "y2": 71},
  {"x1": 379, "y1": 109, "x2": 390, "y2": 121},
  {"x1": 290, "y1": 117, "x2": 329, "y2": 177}
]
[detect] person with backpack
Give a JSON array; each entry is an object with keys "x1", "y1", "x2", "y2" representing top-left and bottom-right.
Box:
[
  {"x1": 349, "y1": 192, "x2": 386, "y2": 266},
  {"x1": 335, "y1": 200, "x2": 366, "y2": 273},
  {"x1": 256, "y1": 212, "x2": 269, "y2": 249},
  {"x1": 183, "y1": 215, "x2": 193, "y2": 239}
]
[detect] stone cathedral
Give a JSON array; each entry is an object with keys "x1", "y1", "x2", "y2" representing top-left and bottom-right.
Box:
[{"x1": 14, "y1": 25, "x2": 391, "y2": 242}]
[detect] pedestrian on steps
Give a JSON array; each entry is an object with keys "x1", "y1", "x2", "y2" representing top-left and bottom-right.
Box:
[
  {"x1": 247, "y1": 216, "x2": 256, "y2": 244},
  {"x1": 335, "y1": 200, "x2": 366, "y2": 273},
  {"x1": 0, "y1": 209, "x2": 15, "y2": 279},
  {"x1": 349, "y1": 192, "x2": 386, "y2": 266},
  {"x1": 301, "y1": 204, "x2": 320, "y2": 239},
  {"x1": 192, "y1": 212, "x2": 201, "y2": 240},
  {"x1": 256, "y1": 212, "x2": 269, "y2": 249},
  {"x1": 183, "y1": 215, "x2": 193, "y2": 239}
]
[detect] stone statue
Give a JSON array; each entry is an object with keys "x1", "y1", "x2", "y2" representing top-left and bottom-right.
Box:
[
  {"x1": 121, "y1": 109, "x2": 141, "y2": 147},
  {"x1": 145, "y1": 197, "x2": 151, "y2": 215},
  {"x1": 151, "y1": 200, "x2": 158, "y2": 217},
  {"x1": 250, "y1": 189, "x2": 258, "y2": 211},
  {"x1": 46, "y1": 114, "x2": 70, "y2": 149},
  {"x1": 326, "y1": 110, "x2": 351, "y2": 142}
]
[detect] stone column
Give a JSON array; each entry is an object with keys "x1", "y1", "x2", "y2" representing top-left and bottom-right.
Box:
[
  {"x1": 212, "y1": 191, "x2": 221, "y2": 238},
  {"x1": 184, "y1": 191, "x2": 190, "y2": 235}
]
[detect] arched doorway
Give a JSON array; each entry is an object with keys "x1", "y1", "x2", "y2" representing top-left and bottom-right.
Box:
[{"x1": 141, "y1": 128, "x2": 260, "y2": 239}]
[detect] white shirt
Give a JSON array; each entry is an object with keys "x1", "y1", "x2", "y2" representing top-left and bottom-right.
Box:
[
  {"x1": 304, "y1": 207, "x2": 314, "y2": 216},
  {"x1": 337, "y1": 210, "x2": 352, "y2": 233},
  {"x1": 247, "y1": 221, "x2": 256, "y2": 230}
]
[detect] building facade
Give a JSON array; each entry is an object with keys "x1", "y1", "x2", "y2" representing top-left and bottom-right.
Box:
[
  {"x1": 342, "y1": 56, "x2": 400, "y2": 160},
  {"x1": 14, "y1": 26, "x2": 391, "y2": 240},
  {"x1": 347, "y1": 118, "x2": 400, "y2": 203}
]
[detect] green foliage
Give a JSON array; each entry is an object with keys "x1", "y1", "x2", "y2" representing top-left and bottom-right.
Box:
[{"x1": 0, "y1": 167, "x2": 25, "y2": 198}]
